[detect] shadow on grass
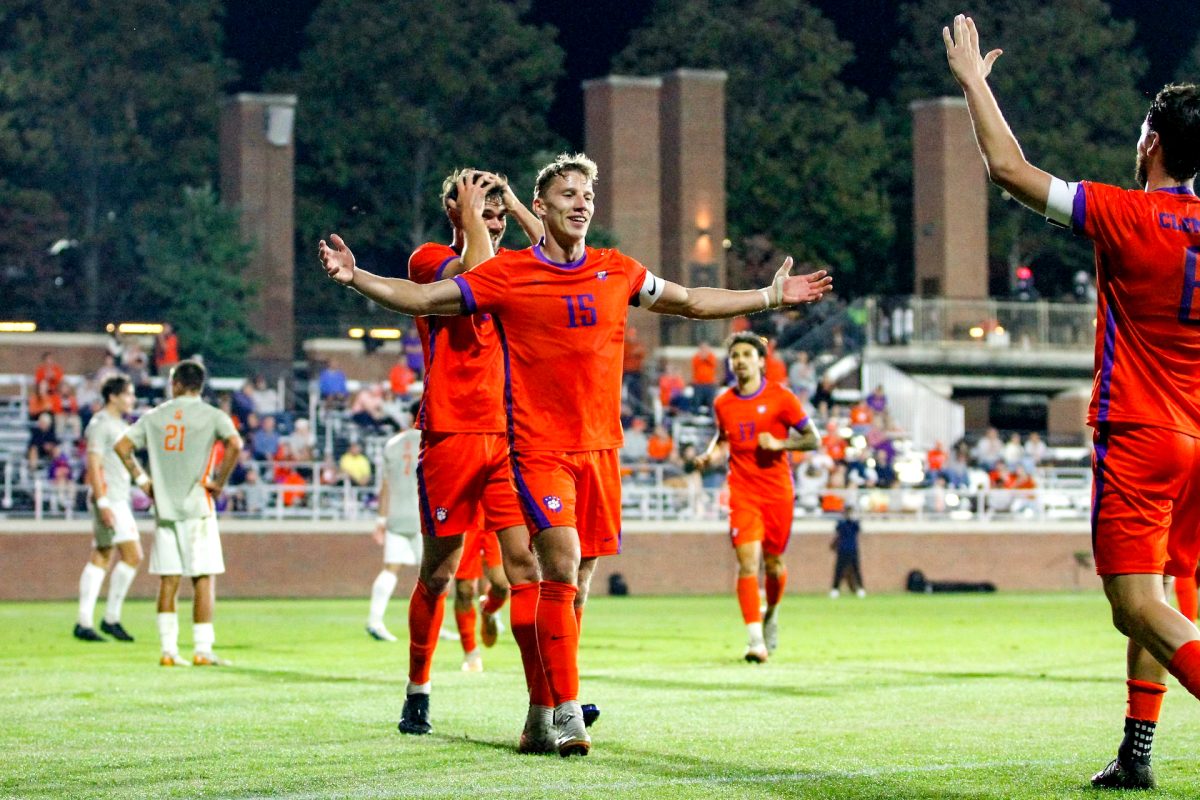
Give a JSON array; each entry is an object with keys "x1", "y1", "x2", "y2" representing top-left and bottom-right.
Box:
[
  {"x1": 582, "y1": 672, "x2": 837, "y2": 699},
  {"x1": 230, "y1": 665, "x2": 404, "y2": 687}
]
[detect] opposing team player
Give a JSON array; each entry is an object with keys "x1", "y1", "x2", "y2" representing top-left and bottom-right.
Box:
[
  {"x1": 74, "y1": 376, "x2": 141, "y2": 643},
  {"x1": 946, "y1": 15, "x2": 1200, "y2": 789},
  {"x1": 319, "y1": 153, "x2": 832, "y2": 755},
  {"x1": 366, "y1": 425, "x2": 422, "y2": 642},
  {"x1": 694, "y1": 333, "x2": 818, "y2": 662},
  {"x1": 114, "y1": 360, "x2": 242, "y2": 667},
  {"x1": 451, "y1": 528, "x2": 509, "y2": 672}
]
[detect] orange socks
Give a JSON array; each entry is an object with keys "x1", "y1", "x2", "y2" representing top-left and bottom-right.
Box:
[
  {"x1": 536, "y1": 580, "x2": 580, "y2": 704},
  {"x1": 1176, "y1": 575, "x2": 1198, "y2": 621},
  {"x1": 481, "y1": 589, "x2": 507, "y2": 616},
  {"x1": 737, "y1": 576, "x2": 761, "y2": 624},
  {"x1": 1168, "y1": 639, "x2": 1200, "y2": 701},
  {"x1": 1126, "y1": 678, "x2": 1167, "y2": 722},
  {"x1": 455, "y1": 607, "x2": 477, "y2": 653},
  {"x1": 766, "y1": 569, "x2": 787, "y2": 609},
  {"x1": 510, "y1": 582, "x2": 553, "y2": 707},
  {"x1": 407, "y1": 580, "x2": 446, "y2": 685}
]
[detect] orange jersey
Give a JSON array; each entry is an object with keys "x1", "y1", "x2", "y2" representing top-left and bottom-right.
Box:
[
  {"x1": 453, "y1": 244, "x2": 649, "y2": 453},
  {"x1": 1072, "y1": 183, "x2": 1200, "y2": 437},
  {"x1": 712, "y1": 381, "x2": 808, "y2": 504},
  {"x1": 408, "y1": 242, "x2": 505, "y2": 433}
]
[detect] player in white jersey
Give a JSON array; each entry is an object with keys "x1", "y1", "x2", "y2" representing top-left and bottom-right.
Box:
[
  {"x1": 74, "y1": 376, "x2": 140, "y2": 643},
  {"x1": 114, "y1": 360, "x2": 242, "y2": 667},
  {"x1": 366, "y1": 427, "x2": 423, "y2": 642}
]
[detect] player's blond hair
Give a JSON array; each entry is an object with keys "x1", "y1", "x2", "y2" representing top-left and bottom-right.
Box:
[
  {"x1": 534, "y1": 153, "x2": 599, "y2": 199},
  {"x1": 440, "y1": 168, "x2": 506, "y2": 208}
]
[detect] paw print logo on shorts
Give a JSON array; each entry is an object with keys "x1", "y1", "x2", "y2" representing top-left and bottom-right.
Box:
[
  {"x1": 543, "y1": 496, "x2": 562, "y2": 512},
  {"x1": 435, "y1": 507, "x2": 448, "y2": 522}
]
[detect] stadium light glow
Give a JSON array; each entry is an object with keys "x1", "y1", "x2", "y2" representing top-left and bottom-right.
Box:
[
  {"x1": 969, "y1": 326, "x2": 984, "y2": 338},
  {"x1": 348, "y1": 328, "x2": 366, "y2": 339},
  {"x1": 368, "y1": 328, "x2": 402, "y2": 340},
  {"x1": 116, "y1": 322, "x2": 164, "y2": 335},
  {"x1": 993, "y1": 325, "x2": 1006, "y2": 336},
  {"x1": 0, "y1": 321, "x2": 37, "y2": 333}
]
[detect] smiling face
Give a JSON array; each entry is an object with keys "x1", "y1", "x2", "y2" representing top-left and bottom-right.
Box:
[
  {"x1": 728, "y1": 342, "x2": 765, "y2": 385},
  {"x1": 534, "y1": 170, "x2": 594, "y2": 245}
]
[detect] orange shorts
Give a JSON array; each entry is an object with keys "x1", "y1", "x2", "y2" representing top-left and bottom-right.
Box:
[
  {"x1": 509, "y1": 448, "x2": 622, "y2": 558},
  {"x1": 454, "y1": 529, "x2": 502, "y2": 581},
  {"x1": 417, "y1": 431, "x2": 524, "y2": 537},
  {"x1": 729, "y1": 498, "x2": 794, "y2": 556},
  {"x1": 1092, "y1": 424, "x2": 1200, "y2": 577}
]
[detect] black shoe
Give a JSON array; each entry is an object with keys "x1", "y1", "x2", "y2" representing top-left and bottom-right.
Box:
[
  {"x1": 398, "y1": 693, "x2": 432, "y2": 735},
  {"x1": 581, "y1": 703, "x2": 600, "y2": 728},
  {"x1": 73, "y1": 624, "x2": 106, "y2": 642},
  {"x1": 1091, "y1": 758, "x2": 1156, "y2": 790},
  {"x1": 99, "y1": 620, "x2": 134, "y2": 642}
]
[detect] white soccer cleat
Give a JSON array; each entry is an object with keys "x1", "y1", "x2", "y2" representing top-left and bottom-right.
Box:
[
  {"x1": 829, "y1": 589, "x2": 840, "y2": 599},
  {"x1": 763, "y1": 609, "x2": 779, "y2": 653},
  {"x1": 480, "y1": 606, "x2": 504, "y2": 648},
  {"x1": 553, "y1": 701, "x2": 591, "y2": 757},
  {"x1": 856, "y1": 588, "x2": 867, "y2": 599},
  {"x1": 366, "y1": 624, "x2": 398, "y2": 642},
  {"x1": 461, "y1": 649, "x2": 483, "y2": 673},
  {"x1": 743, "y1": 644, "x2": 769, "y2": 664},
  {"x1": 518, "y1": 704, "x2": 556, "y2": 755},
  {"x1": 193, "y1": 652, "x2": 232, "y2": 667},
  {"x1": 159, "y1": 652, "x2": 190, "y2": 667}
]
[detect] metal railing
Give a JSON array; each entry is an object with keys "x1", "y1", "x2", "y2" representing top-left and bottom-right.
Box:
[{"x1": 864, "y1": 297, "x2": 1095, "y2": 350}]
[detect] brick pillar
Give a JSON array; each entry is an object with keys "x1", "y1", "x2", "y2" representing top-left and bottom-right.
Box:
[
  {"x1": 910, "y1": 97, "x2": 988, "y2": 299},
  {"x1": 583, "y1": 75, "x2": 663, "y2": 356},
  {"x1": 219, "y1": 93, "x2": 297, "y2": 377},
  {"x1": 660, "y1": 69, "x2": 728, "y2": 345}
]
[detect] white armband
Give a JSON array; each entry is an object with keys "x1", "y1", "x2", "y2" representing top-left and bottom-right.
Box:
[
  {"x1": 95, "y1": 496, "x2": 112, "y2": 510},
  {"x1": 376, "y1": 515, "x2": 387, "y2": 526},
  {"x1": 1045, "y1": 178, "x2": 1079, "y2": 228},
  {"x1": 135, "y1": 474, "x2": 150, "y2": 488},
  {"x1": 634, "y1": 271, "x2": 667, "y2": 309}
]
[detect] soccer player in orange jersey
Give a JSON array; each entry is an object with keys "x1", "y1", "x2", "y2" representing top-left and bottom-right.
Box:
[
  {"x1": 394, "y1": 170, "x2": 547, "y2": 741},
  {"x1": 694, "y1": 333, "x2": 818, "y2": 663},
  {"x1": 451, "y1": 528, "x2": 509, "y2": 673},
  {"x1": 319, "y1": 153, "x2": 832, "y2": 756},
  {"x1": 946, "y1": 15, "x2": 1200, "y2": 789}
]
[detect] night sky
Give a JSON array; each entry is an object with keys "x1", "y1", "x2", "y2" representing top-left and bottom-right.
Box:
[{"x1": 223, "y1": 0, "x2": 1199, "y2": 149}]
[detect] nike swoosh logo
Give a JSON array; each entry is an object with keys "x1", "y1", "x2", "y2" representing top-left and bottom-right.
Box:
[{"x1": 550, "y1": 634, "x2": 568, "y2": 641}]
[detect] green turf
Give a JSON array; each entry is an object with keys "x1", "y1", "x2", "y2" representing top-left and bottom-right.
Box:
[{"x1": 3, "y1": 592, "x2": 1198, "y2": 799}]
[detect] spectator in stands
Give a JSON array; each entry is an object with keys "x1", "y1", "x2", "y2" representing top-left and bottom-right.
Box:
[
  {"x1": 27, "y1": 379, "x2": 61, "y2": 423},
  {"x1": 152, "y1": 322, "x2": 180, "y2": 375},
  {"x1": 318, "y1": 455, "x2": 340, "y2": 485},
  {"x1": 273, "y1": 456, "x2": 308, "y2": 507},
  {"x1": 93, "y1": 353, "x2": 122, "y2": 386},
  {"x1": 46, "y1": 442, "x2": 75, "y2": 511},
  {"x1": 318, "y1": 360, "x2": 349, "y2": 406},
  {"x1": 623, "y1": 325, "x2": 648, "y2": 411},
  {"x1": 239, "y1": 468, "x2": 268, "y2": 515},
  {"x1": 821, "y1": 463, "x2": 848, "y2": 514},
  {"x1": 973, "y1": 427, "x2": 1003, "y2": 470},
  {"x1": 251, "y1": 415, "x2": 281, "y2": 461},
  {"x1": 58, "y1": 381, "x2": 82, "y2": 440},
  {"x1": 389, "y1": 354, "x2": 415, "y2": 398},
  {"x1": 286, "y1": 418, "x2": 316, "y2": 463},
  {"x1": 339, "y1": 441, "x2": 373, "y2": 486},
  {"x1": 1023, "y1": 431, "x2": 1046, "y2": 472},
  {"x1": 874, "y1": 450, "x2": 898, "y2": 489},
  {"x1": 822, "y1": 420, "x2": 847, "y2": 465},
  {"x1": 866, "y1": 384, "x2": 888, "y2": 414},
  {"x1": 926, "y1": 440, "x2": 948, "y2": 485},
  {"x1": 990, "y1": 461, "x2": 1016, "y2": 489},
  {"x1": 946, "y1": 442, "x2": 971, "y2": 489},
  {"x1": 229, "y1": 448, "x2": 256, "y2": 487},
  {"x1": 35, "y1": 352, "x2": 64, "y2": 394},
  {"x1": 27, "y1": 413, "x2": 59, "y2": 475},
  {"x1": 124, "y1": 347, "x2": 150, "y2": 397},
  {"x1": 350, "y1": 383, "x2": 391, "y2": 434},
  {"x1": 691, "y1": 341, "x2": 719, "y2": 411},
  {"x1": 811, "y1": 375, "x2": 835, "y2": 417},
  {"x1": 401, "y1": 326, "x2": 424, "y2": 380},
  {"x1": 253, "y1": 375, "x2": 282, "y2": 418},
  {"x1": 105, "y1": 329, "x2": 125, "y2": 364},
  {"x1": 379, "y1": 386, "x2": 410, "y2": 430},
  {"x1": 217, "y1": 393, "x2": 241, "y2": 432},
  {"x1": 232, "y1": 380, "x2": 257, "y2": 428},
  {"x1": 849, "y1": 399, "x2": 872, "y2": 436},
  {"x1": 620, "y1": 417, "x2": 650, "y2": 464},
  {"x1": 658, "y1": 364, "x2": 687, "y2": 414},
  {"x1": 646, "y1": 424, "x2": 675, "y2": 464},
  {"x1": 764, "y1": 339, "x2": 788, "y2": 386},
  {"x1": 1002, "y1": 433, "x2": 1024, "y2": 470},
  {"x1": 788, "y1": 350, "x2": 815, "y2": 397}
]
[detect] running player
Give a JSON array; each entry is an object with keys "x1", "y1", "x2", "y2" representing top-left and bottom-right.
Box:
[
  {"x1": 945, "y1": 15, "x2": 1200, "y2": 789},
  {"x1": 319, "y1": 152, "x2": 832, "y2": 755},
  {"x1": 694, "y1": 333, "x2": 818, "y2": 662},
  {"x1": 366, "y1": 426, "x2": 422, "y2": 643},
  {"x1": 114, "y1": 360, "x2": 242, "y2": 667},
  {"x1": 74, "y1": 375, "x2": 141, "y2": 643},
  {"x1": 392, "y1": 170, "x2": 551, "y2": 746},
  {"x1": 452, "y1": 528, "x2": 509, "y2": 672}
]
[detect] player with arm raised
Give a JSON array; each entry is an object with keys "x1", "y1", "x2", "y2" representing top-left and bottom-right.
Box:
[
  {"x1": 74, "y1": 376, "x2": 141, "y2": 643},
  {"x1": 114, "y1": 360, "x2": 242, "y2": 667},
  {"x1": 320, "y1": 152, "x2": 831, "y2": 756},
  {"x1": 945, "y1": 14, "x2": 1200, "y2": 789},
  {"x1": 366, "y1": 426, "x2": 422, "y2": 643},
  {"x1": 694, "y1": 333, "x2": 819, "y2": 663}
]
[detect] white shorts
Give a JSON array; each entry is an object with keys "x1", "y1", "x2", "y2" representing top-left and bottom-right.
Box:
[
  {"x1": 92, "y1": 502, "x2": 140, "y2": 549},
  {"x1": 384, "y1": 529, "x2": 422, "y2": 566},
  {"x1": 150, "y1": 516, "x2": 225, "y2": 577}
]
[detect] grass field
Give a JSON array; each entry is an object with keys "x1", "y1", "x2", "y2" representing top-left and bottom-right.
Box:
[{"x1": 4, "y1": 592, "x2": 1200, "y2": 799}]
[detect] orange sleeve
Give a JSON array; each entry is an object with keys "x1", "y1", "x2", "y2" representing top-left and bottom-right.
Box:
[
  {"x1": 453, "y1": 255, "x2": 512, "y2": 316},
  {"x1": 408, "y1": 243, "x2": 459, "y2": 285}
]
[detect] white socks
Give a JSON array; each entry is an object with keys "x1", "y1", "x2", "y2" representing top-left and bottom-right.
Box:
[
  {"x1": 406, "y1": 681, "x2": 431, "y2": 696},
  {"x1": 193, "y1": 622, "x2": 215, "y2": 655},
  {"x1": 103, "y1": 561, "x2": 138, "y2": 624},
  {"x1": 78, "y1": 563, "x2": 106, "y2": 627},
  {"x1": 746, "y1": 621, "x2": 765, "y2": 649},
  {"x1": 369, "y1": 570, "x2": 399, "y2": 626},
  {"x1": 157, "y1": 612, "x2": 179, "y2": 655}
]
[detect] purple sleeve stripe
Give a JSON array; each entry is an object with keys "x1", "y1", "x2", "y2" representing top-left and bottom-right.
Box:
[
  {"x1": 1071, "y1": 183, "x2": 1087, "y2": 236},
  {"x1": 434, "y1": 255, "x2": 458, "y2": 281},
  {"x1": 451, "y1": 275, "x2": 477, "y2": 315},
  {"x1": 792, "y1": 415, "x2": 810, "y2": 431}
]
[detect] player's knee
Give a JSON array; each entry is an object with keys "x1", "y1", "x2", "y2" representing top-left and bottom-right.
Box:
[
  {"x1": 540, "y1": 557, "x2": 578, "y2": 586},
  {"x1": 422, "y1": 575, "x2": 452, "y2": 596}
]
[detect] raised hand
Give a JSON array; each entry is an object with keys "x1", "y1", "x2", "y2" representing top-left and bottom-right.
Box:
[
  {"x1": 457, "y1": 171, "x2": 497, "y2": 218},
  {"x1": 318, "y1": 233, "x2": 357, "y2": 285},
  {"x1": 943, "y1": 14, "x2": 1003, "y2": 88},
  {"x1": 770, "y1": 257, "x2": 833, "y2": 306}
]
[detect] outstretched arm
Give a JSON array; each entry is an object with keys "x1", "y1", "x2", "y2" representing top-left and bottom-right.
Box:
[
  {"x1": 649, "y1": 257, "x2": 832, "y2": 320},
  {"x1": 943, "y1": 14, "x2": 1055, "y2": 215},
  {"x1": 318, "y1": 234, "x2": 466, "y2": 316}
]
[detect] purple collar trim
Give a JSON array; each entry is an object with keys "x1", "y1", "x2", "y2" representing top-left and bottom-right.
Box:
[
  {"x1": 533, "y1": 240, "x2": 587, "y2": 269},
  {"x1": 733, "y1": 379, "x2": 767, "y2": 400},
  {"x1": 1155, "y1": 185, "x2": 1196, "y2": 196}
]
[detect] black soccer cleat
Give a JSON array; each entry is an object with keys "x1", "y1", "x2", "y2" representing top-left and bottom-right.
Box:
[
  {"x1": 73, "y1": 624, "x2": 106, "y2": 642},
  {"x1": 1091, "y1": 757, "x2": 1156, "y2": 790},
  {"x1": 398, "y1": 693, "x2": 432, "y2": 735},
  {"x1": 581, "y1": 703, "x2": 600, "y2": 728},
  {"x1": 99, "y1": 620, "x2": 134, "y2": 642}
]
